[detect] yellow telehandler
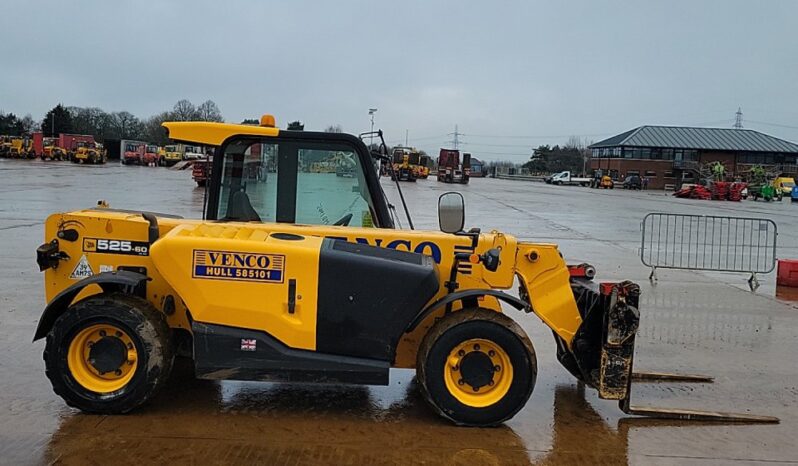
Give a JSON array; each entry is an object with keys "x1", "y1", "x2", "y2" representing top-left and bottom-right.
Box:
[{"x1": 33, "y1": 115, "x2": 776, "y2": 426}]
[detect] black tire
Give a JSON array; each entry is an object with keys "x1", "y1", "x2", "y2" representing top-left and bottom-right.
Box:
[
  {"x1": 44, "y1": 293, "x2": 174, "y2": 414},
  {"x1": 416, "y1": 309, "x2": 536, "y2": 427}
]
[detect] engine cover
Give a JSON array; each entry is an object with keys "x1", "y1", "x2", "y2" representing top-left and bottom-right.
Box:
[{"x1": 316, "y1": 239, "x2": 440, "y2": 361}]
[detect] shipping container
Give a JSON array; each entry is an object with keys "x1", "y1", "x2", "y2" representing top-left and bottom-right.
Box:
[{"x1": 57, "y1": 134, "x2": 95, "y2": 152}]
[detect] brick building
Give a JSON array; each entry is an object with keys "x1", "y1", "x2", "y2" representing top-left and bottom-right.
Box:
[{"x1": 589, "y1": 126, "x2": 798, "y2": 189}]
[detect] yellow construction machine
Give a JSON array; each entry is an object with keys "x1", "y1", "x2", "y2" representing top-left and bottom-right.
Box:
[
  {"x1": 42, "y1": 137, "x2": 68, "y2": 161},
  {"x1": 7, "y1": 136, "x2": 28, "y2": 158},
  {"x1": 72, "y1": 141, "x2": 106, "y2": 164},
  {"x1": 159, "y1": 144, "x2": 183, "y2": 166},
  {"x1": 0, "y1": 135, "x2": 10, "y2": 156},
  {"x1": 33, "y1": 115, "x2": 777, "y2": 426}
]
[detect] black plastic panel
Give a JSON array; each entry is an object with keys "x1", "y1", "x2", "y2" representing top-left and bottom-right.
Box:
[
  {"x1": 192, "y1": 322, "x2": 390, "y2": 385},
  {"x1": 316, "y1": 238, "x2": 440, "y2": 361}
]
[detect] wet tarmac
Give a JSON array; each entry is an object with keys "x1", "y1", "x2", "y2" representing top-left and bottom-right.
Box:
[{"x1": 1, "y1": 159, "x2": 797, "y2": 465}]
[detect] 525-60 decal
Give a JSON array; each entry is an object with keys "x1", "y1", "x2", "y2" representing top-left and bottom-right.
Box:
[{"x1": 83, "y1": 238, "x2": 149, "y2": 256}]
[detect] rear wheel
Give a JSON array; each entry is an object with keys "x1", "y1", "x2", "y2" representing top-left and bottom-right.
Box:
[
  {"x1": 417, "y1": 309, "x2": 536, "y2": 426},
  {"x1": 44, "y1": 293, "x2": 173, "y2": 414}
]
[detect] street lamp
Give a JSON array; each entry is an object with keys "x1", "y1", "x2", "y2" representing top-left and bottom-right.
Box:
[{"x1": 368, "y1": 108, "x2": 377, "y2": 148}]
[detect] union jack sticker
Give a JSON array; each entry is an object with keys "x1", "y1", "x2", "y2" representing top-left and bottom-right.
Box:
[{"x1": 240, "y1": 339, "x2": 257, "y2": 351}]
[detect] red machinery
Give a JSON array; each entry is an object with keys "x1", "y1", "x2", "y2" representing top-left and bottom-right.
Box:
[
  {"x1": 123, "y1": 142, "x2": 145, "y2": 165},
  {"x1": 437, "y1": 149, "x2": 469, "y2": 184}
]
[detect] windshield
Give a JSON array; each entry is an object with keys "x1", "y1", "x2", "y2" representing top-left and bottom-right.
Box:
[
  {"x1": 165, "y1": 145, "x2": 177, "y2": 152},
  {"x1": 216, "y1": 138, "x2": 379, "y2": 227},
  {"x1": 146, "y1": 145, "x2": 157, "y2": 153}
]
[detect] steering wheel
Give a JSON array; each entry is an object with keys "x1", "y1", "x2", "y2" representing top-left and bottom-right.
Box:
[{"x1": 333, "y1": 213, "x2": 353, "y2": 226}]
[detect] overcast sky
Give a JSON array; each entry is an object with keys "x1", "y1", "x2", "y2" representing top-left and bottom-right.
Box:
[{"x1": 2, "y1": 1, "x2": 797, "y2": 161}]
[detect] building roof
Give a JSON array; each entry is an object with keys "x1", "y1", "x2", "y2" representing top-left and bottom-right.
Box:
[{"x1": 590, "y1": 125, "x2": 798, "y2": 153}]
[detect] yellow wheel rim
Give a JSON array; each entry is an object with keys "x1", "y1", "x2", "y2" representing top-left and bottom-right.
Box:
[
  {"x1": 67, "y1": 324, "x2": 138, "y2": 394},
  {"x1": 443, "y1": 338, "x2": 514, "y2": 408}
]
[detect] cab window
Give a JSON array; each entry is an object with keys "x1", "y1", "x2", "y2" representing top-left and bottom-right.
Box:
[{"x1": 216, "y1": 138, "x2": 378, "y2": 227}]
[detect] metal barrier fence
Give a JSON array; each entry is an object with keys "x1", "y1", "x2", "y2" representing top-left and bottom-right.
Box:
[{"x1": 641, "y1": 213, "x2": 777, "y2": 290}]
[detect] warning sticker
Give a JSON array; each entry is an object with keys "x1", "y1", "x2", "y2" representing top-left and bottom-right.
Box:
[{"x1": 69, "y1": 255, "x2": 94, "y2": 280}]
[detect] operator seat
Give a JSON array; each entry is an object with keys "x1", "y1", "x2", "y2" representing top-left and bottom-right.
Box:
[{"x1": 225, "y1": 190, "x2": 261, "y2": 222}]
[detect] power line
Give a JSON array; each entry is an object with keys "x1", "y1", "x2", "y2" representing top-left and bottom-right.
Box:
[
  {"x1": 684, "y1": 118, "x2": 735, "y2": 126},
  {"x1": 461, "y1": 141, "x2": 535, "y2": 148},
  {"x1": 463, "y1": 131, "x2": 612, "y2": 139},
  {"x1": 405, "y1": 133, "x2": 449, "y2": 141},
  {"x1": 746, "y1": 120, "x2": 798, "y2": 130},
  {"x1": 466, "y1": 150, "x2": 532, "y2": 157}
]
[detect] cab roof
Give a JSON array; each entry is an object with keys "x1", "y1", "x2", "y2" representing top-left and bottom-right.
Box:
[{"x1": 162, "y1": 121, "x2": 280, "y2": 146}]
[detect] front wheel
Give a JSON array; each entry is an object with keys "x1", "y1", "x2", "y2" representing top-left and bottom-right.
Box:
[
  {"x1": 44, "y1": 293, "x2": 173, "y2": 414},
  {"x1": 417, "y1": 309, "x2": 536, "y2": 426}
]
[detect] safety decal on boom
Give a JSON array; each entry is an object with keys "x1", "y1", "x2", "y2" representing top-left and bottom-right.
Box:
[
  {"x1": 192, "y1": 250, "x2": 284, "y2": 283},
  {"x1": 69, "y1": 255, "x2": 94, "y2": 280}
]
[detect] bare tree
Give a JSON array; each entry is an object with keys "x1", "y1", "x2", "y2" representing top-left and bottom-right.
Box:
[
  {"x1": 172, "y1": 99, "x2": 197, "y2": 121},
  {"x1": 19, "y1": 114, "x2": 37, "y2": 135},
  {"x1": 68, "y1": 107, "x2": 109, "y2": 138},
  {"x1": 565, "y1": 136, "x2": 592, "y2": 176},
  {"x1": 196, "y1": 100, "x2": 223, "y2": 122},
  {"x1": 109, "y1": 111, "x2": 141, "y2": 139},
  {"x1": 565, "y1": 135, "x2": 585, "y2": 150},
  {"x1": 324, "y1": 124, "x2": 343, "y2": 133},
  {"x1": 141, "y1": 111, "x2": 173, "y2": 145}
]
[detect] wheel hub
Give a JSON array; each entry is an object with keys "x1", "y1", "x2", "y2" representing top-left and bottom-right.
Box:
[
  {"x1": 88, "y1": 336, "x2": 128, "y2": 373},
  {"x1": 67, "y1": 324, "x2": 138, "y2": 393},
  {"x1": 443, "y1": 338, "x2": 514, "y2": 408},
  {"x1": 459, "y1": 351, "x2": 495, "y2": 390}
]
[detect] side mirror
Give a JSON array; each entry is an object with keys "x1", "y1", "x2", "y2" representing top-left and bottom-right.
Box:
[{"x1": 438, "y1": 192, "x2": 464, "y2": 233}]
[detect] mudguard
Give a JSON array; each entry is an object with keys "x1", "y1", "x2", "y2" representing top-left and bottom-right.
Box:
[
  {"x1": 405, "y1": 289, "x2": 530, "y2": 333},
  {"x1": 32, "y1": 270, "x2": 148, "y2": 341}
]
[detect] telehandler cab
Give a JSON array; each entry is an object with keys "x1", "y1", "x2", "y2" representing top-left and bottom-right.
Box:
[{"x1": 34, "y1": 115, "x2": 777, "y2": 426}]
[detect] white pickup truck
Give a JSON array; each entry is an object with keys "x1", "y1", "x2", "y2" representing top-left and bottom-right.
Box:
[{"x1": 547, "y1": 171, "x2": 591, "y2": 186}]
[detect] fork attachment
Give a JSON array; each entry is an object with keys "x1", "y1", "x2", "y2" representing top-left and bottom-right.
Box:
[{"x1": 566, "y1": 273, "x2": 779, "y2": 424}]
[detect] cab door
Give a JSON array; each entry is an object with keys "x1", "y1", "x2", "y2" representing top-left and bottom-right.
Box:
[{"x1": 206, "y1": 134, "x2": 393, "y2": 228}]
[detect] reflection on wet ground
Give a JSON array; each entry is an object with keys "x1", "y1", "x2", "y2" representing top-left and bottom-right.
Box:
[
  {"x1": 2, "y1": 161, "x2": 798, "y2": 464},
  {"x1": 776, "y1": 285, "x2": 798, "y2": 305},
  {"x1": 46, "y1": 360, "x2": 641, "y2": 465},
  {"x1": 43, "y1": 362, "x2": 534, "y2": 465},
  {"x1": 45, "y1": 367, "x2": 773, "y2": 465}
]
